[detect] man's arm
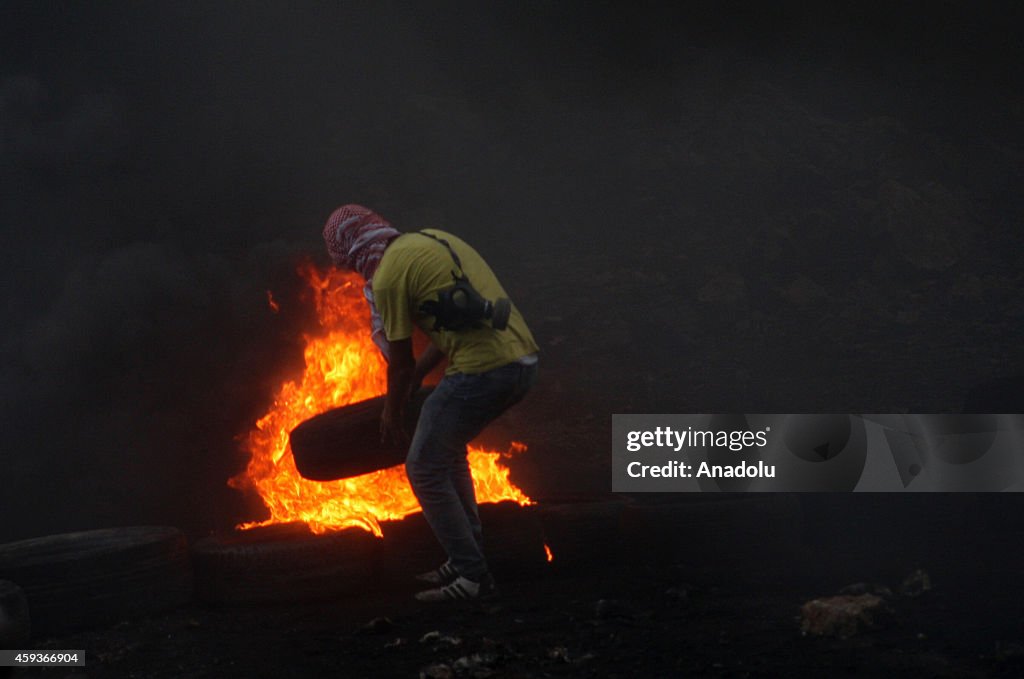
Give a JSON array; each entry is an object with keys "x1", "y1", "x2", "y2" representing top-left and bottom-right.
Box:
[
  {"x1": 381, "y1": 337, "x2": 415, "y2": 446},
  {"x1": 411, "y1": 342, "x2": 446, "y2": 393}
]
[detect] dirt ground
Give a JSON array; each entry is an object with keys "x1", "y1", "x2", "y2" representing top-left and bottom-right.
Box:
[{"x1": 6, "y1": 494, "x2": 1024, "y2": 679}]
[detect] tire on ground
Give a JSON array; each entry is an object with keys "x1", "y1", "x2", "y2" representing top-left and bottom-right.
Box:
[
  {"x1": 191, "y1": 522, "x2": 380, "y2": 604},
  {"x1": 0, "y1": 580, "x2": 31, "y2": 648},
  {"x1": 480, "y1": 501, "x2": 547, "y2": 579},
  {"x1": 380, "y1": 501, "x2": 546, "y2": 582},
  {"x1": 0, "y1": 526, "x2": 192, "y2": 637},
  {"x1": 290, "y1": 388, "x2": 434, "y2": 481}
]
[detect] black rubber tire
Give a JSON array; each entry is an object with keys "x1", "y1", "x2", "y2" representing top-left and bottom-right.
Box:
[
  {"x1": 378, "y1": 514, "x2": 445, "y2": 579},
  {"x1": 0, "y1": 526, "x2": 192, "y2": 637},
  {"x1": 479, "y1": 501, "x2": 548, "y2": 580},
  {"x1": 0, "y1": 580, "x2": 31, "y2": 649},
  {"x1": 290, "y1": 388, "x2": 434, "y2": 481},
  {"x1": 536, "y1": 494, "x2": 632, "y2": 571},
  {"x1": 620, "y1": 494, "x2": 803, "y2": 578},
  {"x1": 380, "y1": 501, "x2": 547, "y2": 582},
  {"x1": 191, "y1": 522, "x2": 380, "y2": 604}
]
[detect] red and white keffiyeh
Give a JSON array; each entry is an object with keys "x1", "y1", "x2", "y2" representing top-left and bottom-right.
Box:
[
  {"x1": 322, "y1": 204, "x2": 400, "y2": 281},
  {"x1": 322, "y1": 204, "x2": 401, "y2": 361}
]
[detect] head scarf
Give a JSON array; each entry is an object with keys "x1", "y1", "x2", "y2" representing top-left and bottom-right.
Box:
[
  {"x1": 322, "y1": 204, "x2": 400, "y2": 281},
  {"x1": 322, "y1": 204, "x2": 401, "y2": 361}
]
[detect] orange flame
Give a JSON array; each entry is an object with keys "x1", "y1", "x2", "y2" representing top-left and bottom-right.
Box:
[
  {"x1": 230, "y1": 264, "x2": 531, "y2": 537},
  {"x1": 544, "y1": 544, "x2": 554, "y2": 562},
  {"x1": 266, "y1": 290, "x2": 280, "y2": 313}
]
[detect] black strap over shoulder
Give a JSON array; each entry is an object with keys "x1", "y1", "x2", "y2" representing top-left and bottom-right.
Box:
[
  {"x1": 417, "y1": 230, "x2": 463, "y2": 272},
  {"x1": 414, "y1": 230, "x2": 512, "y2": 332}
]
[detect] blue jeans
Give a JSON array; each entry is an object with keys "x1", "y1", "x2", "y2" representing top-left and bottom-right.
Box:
[{"x1": 405, "y1": 359, "x2": 538, "y2": 581}]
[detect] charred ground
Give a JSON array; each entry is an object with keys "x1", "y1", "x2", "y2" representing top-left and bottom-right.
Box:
[{"x1": 9, "y1": 494, "x2": 1024, "y2": 678}]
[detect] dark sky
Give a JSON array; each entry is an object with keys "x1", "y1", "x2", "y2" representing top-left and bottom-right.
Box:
[{"x1": 1, "y1": 2, "x2": 1022, "y2": 542}]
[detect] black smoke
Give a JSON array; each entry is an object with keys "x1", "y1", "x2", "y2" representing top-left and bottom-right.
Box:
[{"x1": 1, "y1": 2, "x2": 1022, "y2": 541}]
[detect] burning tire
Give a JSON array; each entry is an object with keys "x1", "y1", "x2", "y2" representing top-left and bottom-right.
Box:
[
  {"x1": 537, "y1": 494, "x2": 632, "y2": 570},
  {"x1": 191, "y1": 522, "x2": 380, "y2": 604},
  {"x1": 0, "y1": 526, "x2": 192, "y2": 637},
  {"x1": 290, "y1": 388, "x2": 434, "y2": 481},
  {"x1": 380, "y1": 501, "x2": 547, "y2": 581},
  {"x1": 0, "y1": 580, "x2": 30, "y2": 649}
]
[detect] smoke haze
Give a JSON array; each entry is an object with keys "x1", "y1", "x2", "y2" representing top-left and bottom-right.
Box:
[{"x1": 2, "y1": 2, "x2": 1022, "y2": 540}]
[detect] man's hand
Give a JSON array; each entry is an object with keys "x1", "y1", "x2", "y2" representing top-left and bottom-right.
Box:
[
  {"x1": 380, "y1": 399, "x2": 409, "y2": 447},
  {"x1": 381, "y1": 338, "x2": 415, "y2": 447},
  {"x1": 410, "y1": 342, "x2": 446, "y2": 394}
]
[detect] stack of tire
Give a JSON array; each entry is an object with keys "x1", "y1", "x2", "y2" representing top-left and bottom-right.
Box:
[
  {"x1": 191, "y1": 522, "x2": 380, "y2": 604},
  {"x1": 379, "y1": 500, "x2": 547, "y2": 583},
  {"x1": 0, "y1": 580, "x2": 30, "y2": 648},
  {"x1": 0, "y1": 527, "x2": 192, "y2": 638}
]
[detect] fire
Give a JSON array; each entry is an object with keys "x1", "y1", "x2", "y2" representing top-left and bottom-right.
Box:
[
  {"x1": 266, "y1": 290, "x2": 280, "y2": 313},
  {"x1": 544, "y1": 544, "x2": 554, "y2": 562},
  {"x1": 230, "y1": 263, "x2": 531, "y2": 537}
]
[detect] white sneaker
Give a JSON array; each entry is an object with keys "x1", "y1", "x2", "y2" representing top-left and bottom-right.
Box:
[
  {"x1": 414, "y1": 574, "x2": 497, "y2": 602},
  {"x1": 414, "y1": 560, "x2": 458, "y2": 585}
]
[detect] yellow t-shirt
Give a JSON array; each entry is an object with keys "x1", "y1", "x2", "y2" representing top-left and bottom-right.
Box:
[{"x1": 372, "y1": 229, "x2": 539, "y2": 375}]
